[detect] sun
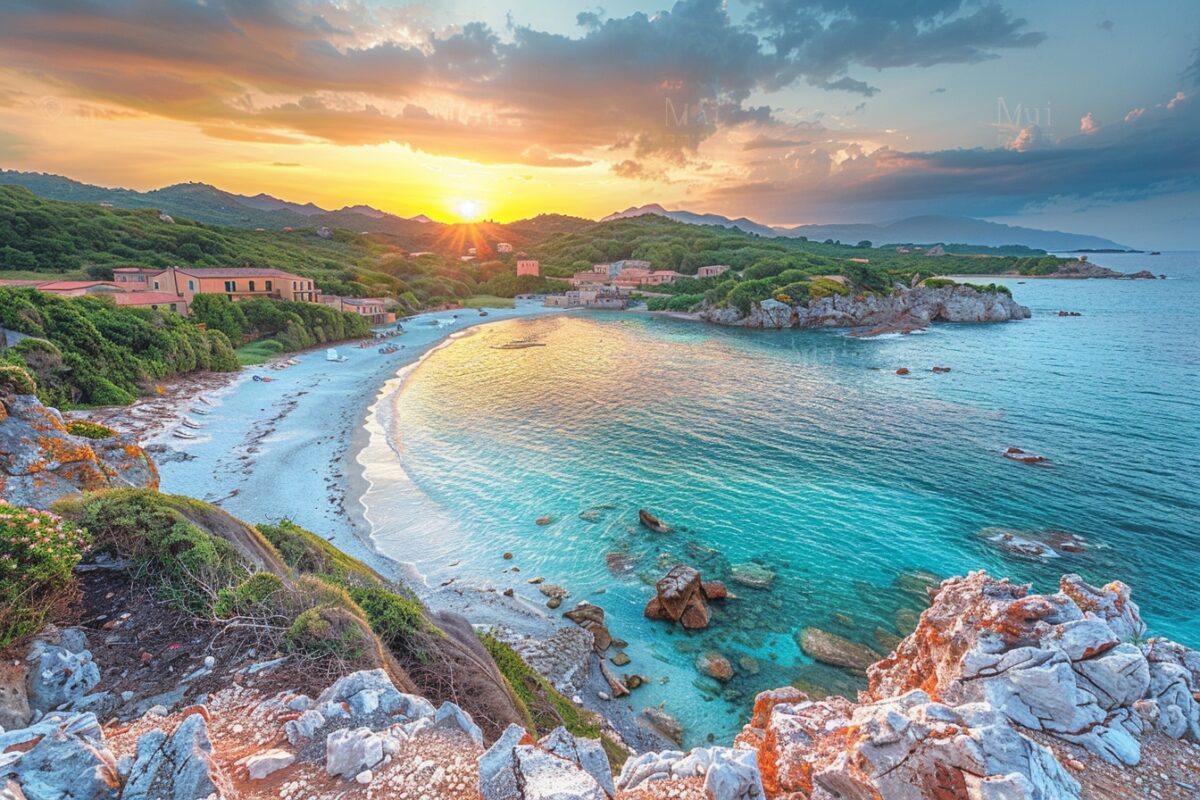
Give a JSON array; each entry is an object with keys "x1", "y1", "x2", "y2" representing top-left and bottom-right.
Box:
[{"x1": 455, "y1": 199, "x2": 482, "y2": 221}]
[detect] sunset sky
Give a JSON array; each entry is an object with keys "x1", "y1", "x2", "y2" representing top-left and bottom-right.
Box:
[{"x1": 0, "y1": 1, "x2": 1197, "y2": 247}]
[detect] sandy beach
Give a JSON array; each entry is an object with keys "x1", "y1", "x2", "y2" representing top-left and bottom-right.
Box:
[{"x1": 76, "y1": 302, "x2": 678, "y2": 751}]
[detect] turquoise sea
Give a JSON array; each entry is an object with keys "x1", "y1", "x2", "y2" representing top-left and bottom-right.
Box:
[{"x1": 365, "y1": 252, "x2": 1200, "y2": 746}]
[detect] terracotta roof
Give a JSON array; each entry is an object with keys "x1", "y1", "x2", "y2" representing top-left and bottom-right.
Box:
[
  {"x1": 36, "y1": 281, "x2": 122, "y2": 290},
  {"x1": 173, "y1": 267, "x2": 300, "y2": 278},
  {"x1": 112, "y1": 292, "x2": 186, "y2": 306}
]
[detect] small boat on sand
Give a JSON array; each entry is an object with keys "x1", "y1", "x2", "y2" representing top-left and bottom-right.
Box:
[
  {"x1": 189, "y1": 407, "x2": 208, "y2": 416},
  {"x1": 181, "y1": 418, "x2": 204, "y2": 429},
  {"x1": 197, "y1": 396, "x2": 213, "y2": 406},
  {"x1": 173, "y1": 430, "x2": 197, "y2": 440}
]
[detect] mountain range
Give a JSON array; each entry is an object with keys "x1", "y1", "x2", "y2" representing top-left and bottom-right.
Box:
[
  {"x1": 601, "y1": 204, "x2": 1132, "y2": 251},
  {"x1": 0, "y1": 169, "x2": 1130, "y2": 252}
]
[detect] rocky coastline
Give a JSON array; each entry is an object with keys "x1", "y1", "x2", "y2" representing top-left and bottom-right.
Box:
[
  {"x1": 698, "y1": 283, "x2": 1032, "y2": 333},
  {"x1": 6, "y1": 561, "x2": 1200, "y2": 798}
]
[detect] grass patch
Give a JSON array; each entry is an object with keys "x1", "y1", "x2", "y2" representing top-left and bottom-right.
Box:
[
  {"x1": 66, "y1": 420, "x2": 116, "y2": 439},
  {"x1": 258, "y1": 519, "x2": 383, "y2": 588},
  {"x1": 461, "y1": 295, "x2": 516, "y2": 309},
  {"x1": 235, "y1": 338, "x2": 286, "y2": 366},
  {"x1": 349, "y1": 585, "x2": 436, "y2": 662}
]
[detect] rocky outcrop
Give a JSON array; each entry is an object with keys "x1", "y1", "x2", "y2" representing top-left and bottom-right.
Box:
[
  {"x1": 644, "y1": 565, "x2": 727, "y2": 629},
  {"x1": 699, "y1": 284, "x2": 1031, "y2": 330},
  {"x1": 0, "y1": 389, "x2": 157, "y2": 510},
  {"x1": 480, "y1": 723, "x2": 615, "y2": 800}
]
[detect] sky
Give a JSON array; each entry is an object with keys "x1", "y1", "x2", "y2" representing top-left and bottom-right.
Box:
[{"x1": 0, "y1": 0, "x2": 1197, "y2": 248}]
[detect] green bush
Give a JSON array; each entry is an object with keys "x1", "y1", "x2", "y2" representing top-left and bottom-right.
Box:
[
  {"x1": 258, "y1": 519, "x2": 381, "y2": 587},
  {"x1": 214, "y1": 572, "x2": 285, "y2": 618},
  {"x1": 66, "y1": 420, "x2": 116, "y2": 440},
  {"x1": 349, "y1": 586, "x2": 432, "y2": 660},
  {"x1": 0, "y1": 502, "x2": 90, "y2": 649},
  {"x1": 809, "y1": 277, "x2": 852, "y2": 300},
  {"x1": 285, "y1": 603, "x2": 368, "y2": 660},
  {"x1": 0, "y1": 365, "x2": 36, "y2": 395},
  {"x1": 71, "y1": 490, "x2": 248, "y2": 612},
  {"x1": 921, "y1": 277, "x2": 958, "y2": 289},
  {"x1": 964, "y1": 282, "x2": 1012, "y2": 295}
]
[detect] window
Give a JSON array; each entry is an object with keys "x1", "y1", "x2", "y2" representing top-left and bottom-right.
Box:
[
  {"x1": 170, "y1": 304, "x2": 178, "y2": 312},
  {"x1": 153, "y1": 281, "x2": 160, "y2": 289},
  {"x1": 188, "y1": 280, "x2": 195, "y2": 291},
  {"x1": 224, "y1": 280, "x2": 236, "y2": 292},
  {"x1": 265, "y1": 280, "x2": 272, "y2": 291},
  {"x1": 249, "y1": 280, "x2": 256, "y2": 292}
]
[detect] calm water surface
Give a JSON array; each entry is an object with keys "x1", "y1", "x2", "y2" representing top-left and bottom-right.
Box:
[{"x1": 366, "y1": 252, "x2": 1200, "y2": 745}]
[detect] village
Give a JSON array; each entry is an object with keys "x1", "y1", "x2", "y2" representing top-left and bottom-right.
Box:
[
  {"x1": 542, "y1": 260, "x2": 731, "y2": 309},
  {"x1": 0, "y1": 265, "x2": 398, "y2": 324}
]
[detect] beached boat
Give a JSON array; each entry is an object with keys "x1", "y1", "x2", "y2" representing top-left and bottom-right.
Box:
[
  {"x1": 181, "y1": 418, "x2": 204, "y2": 429},
  {"x1": 197, "y1": 396, "x2": 213, "y2": 406},
  {"x1": 326, "y1": 348, "x2": 348, "y2": 362},
  {"x1": 189, "y1": 407, "x2": 208, "y2": 416},
  {"x1": 173, "y1": 430, "x2": 197, "y2": 440}
]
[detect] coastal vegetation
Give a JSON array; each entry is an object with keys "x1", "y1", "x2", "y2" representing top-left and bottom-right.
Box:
[
  {"x1": 0, "y1": 502, "x2": 90, "y2": 649},
  {"x1": 188, "y1": 294, "x2": 371, "y2": 357},
  {"x1": 0, "y1": 287, "x2": 239, "y2": 406}
]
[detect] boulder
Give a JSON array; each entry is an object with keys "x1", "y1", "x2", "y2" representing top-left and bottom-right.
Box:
[
  {"x1": 479, "y1": 724, "x2": 609, "y2": 800},
  {"x1": 696, "y1": 652, "x2": 734, "y2": 682},
  {"x1": 538, "y1": 727, "x2": 615, "y2": 798},
  {"x1": 245, "y1": 749, "x2": 295, "y2": 780},
  {"x1": 0, "y1": 661, "x2": 31, "y2": 730},
  {"x1": 644, "y1": 565, "x2": 710, "y2": 629},
  {"x1": 638, "y1": 509, "x2": 672, "y2": 534},
  {"x1": 617, "y1": 747, "x2": 766, "y2": 799},
  {"x1": 3, "y1": 713, "x2": 120, "y2": 800},
  {"x1": 701, "y1": 581, "x2": 729, "y2": 600},
  {"x1": 434, "y1": 701, "x2": 483, "y2": 747},
  {"x1": 325, "y1": 727, "x2": 388, "y2": 779},
  {"x1": 314, "y1": 669, "x2": 435, "y2": 727},
  {"x1": 25, "y1": 630, "x2": 101, "y2": 715},
  {"x1": 730, "y1": 563, "x2": 775, "y2": 590},
  {"x1": 0, "y1": 392, "x2": 157, "y2": 510},
  {"x1": 642, "y1": 707, "x2": 684, "y2": 746},
  {"x1": 123, "y1": 713, "x2": 229, "y2": 800},
  {"x1": 798, "y1": 627, "x2": 879, "y2": 674}
]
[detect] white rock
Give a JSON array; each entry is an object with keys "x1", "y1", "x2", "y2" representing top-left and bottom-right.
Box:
[{"x1": 246, "y1": 748, "x2": 295, "y2": 780}]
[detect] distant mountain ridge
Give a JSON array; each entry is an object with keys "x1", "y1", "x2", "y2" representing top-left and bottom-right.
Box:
[
  {"x1": 0, "y1": 170, "x2": 439, "y2": 235},
  {"x1": 603, "y1": 205, "x2": 1131, "y2": 251},
  {"x1": 0, "y1": 169, "x2": 1129, "y2": 251}
]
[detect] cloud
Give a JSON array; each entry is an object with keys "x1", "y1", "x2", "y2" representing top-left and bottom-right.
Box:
[
  {"x1": 1006, "y1": 124, "x2": 1049, "y2": 151},
  {"x1": 1099, "y1": 19, "x2": 1115, "y2": 32},
  {"x1": 930, "y1": 87, "x2": 947, "y2": 95},
  {"x1": 0, "y1": 0, "x2": 1049, "y2": 170},
  {"x1": 742, "y1": 134, "x2": 811, "y2": 150},
  {"x1": 697, "y1": 89, "x2": 1200, "y2": 224},
  {"x1": 750, "y1": 1, "x2": 1044, "y2": 94},
  {"x1": 1080, "y1": 113, "x2": 1098, "y2": 134}
]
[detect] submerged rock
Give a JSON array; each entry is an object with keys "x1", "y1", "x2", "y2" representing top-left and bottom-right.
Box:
[
  {"x1": 797, "y1": 628, "x2": 880, "y2": 674},
  {"x1": 730, "y1": 563, "x2": 775, "y2": 590},
  {"x1": 696, "y1": 652, "x2": 734, "y2": 682},
  {"x1": 638, "y1": 509, "x2": 672, "y2": 534}
]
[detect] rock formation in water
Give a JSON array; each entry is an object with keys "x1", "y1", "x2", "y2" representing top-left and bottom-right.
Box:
[
  {"x1": 699, "y1": 284, "x2": 1032, "y2": 331},
  {"x1": 0, "y1": 376, "x2": 158, "y2": 509}
]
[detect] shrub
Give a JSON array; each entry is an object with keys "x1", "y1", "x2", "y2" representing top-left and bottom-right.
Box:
[
  {"x1": 0, "y1": 365, "x2": 36, "y2": 396},
  {"x1": 964, "y1": 282, "x2": 1012, "y2": 296},
  {"x1": 0, "y1": 502, "x2": 90, "y2": 649},
  {"x1": 66, "y1": 420, "x2": 116, "y2": 440},
  {"x1": 349, "y1": 585, "x2": 432, "y2": 660},
  {"x1": 809, "y1": 277, "x2": 852, "y2": 300},
  {"x1": 213, "y1": 572, "x2": 285, "y2": 618},
  {"x1": 921, "y1": 277, "x2": 957, "y2": 289},
  {"x1": 258, "y1": 519, "x2": 381, "y2": 587},
  {"x1": 285, "y1": 603, "x2": 368, "y2": 661},
  {"x1": 71, "y1": 490, "x2": 247, "y2": 612}
]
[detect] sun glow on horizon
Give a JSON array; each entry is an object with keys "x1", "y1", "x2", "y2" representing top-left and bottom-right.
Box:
[{"x1": 454, "y1": 199, "x2": 483, "y2": 221}]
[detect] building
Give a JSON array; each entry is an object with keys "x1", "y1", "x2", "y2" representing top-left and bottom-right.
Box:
[
  {"x1": 34, "y1": 281, "x2": 124, "y2": 298},
  {"x1": 497, "y1": 243, "x2": 513, "y2": 253},
  {"x1": 112, "y1": 292, "x2": 189, "y2": 315},
  {"x1": 697, "y1": 265, "x2": 730, "y2": 279},
  {"x1": 322, "y1": 297, "x2": 395, "y2": 325},
  {"x1": 642, "y1": 270, "x2": 682, "y2": 286},
  {"x1": 516, "y1": 260, "x2": 540, "y2": 277},
  {"x1": 544, "y1": 288, "x2": 628, "y2": 309},
  {"x1": 111, "y1": 266, "x2": 317, "y2": 303},
  {"x1": 609, "y1": 259, "x2": 651, "y2": 275},
  {"x1": 570, "y1": 268, "x2": 611, "y2": 287}
]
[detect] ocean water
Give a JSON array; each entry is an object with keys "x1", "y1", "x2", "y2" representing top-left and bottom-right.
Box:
[{"x1": 365, "y1": 252, "x2": 1200, "y2": 746}]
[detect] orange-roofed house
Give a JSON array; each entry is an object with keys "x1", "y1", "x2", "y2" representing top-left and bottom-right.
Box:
[
  {"x1": 35, "y1": 280, "x2": 124, "y2": 297},
  {"x1": 516, "y1": 260, "x2": 540, "y2": 277},
  {"x1": 112, "y1": 292, "x2": 189, "y2": 315},
  {"x1": 144, "y1": 267, "x2": 317, "y2": 304}
]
